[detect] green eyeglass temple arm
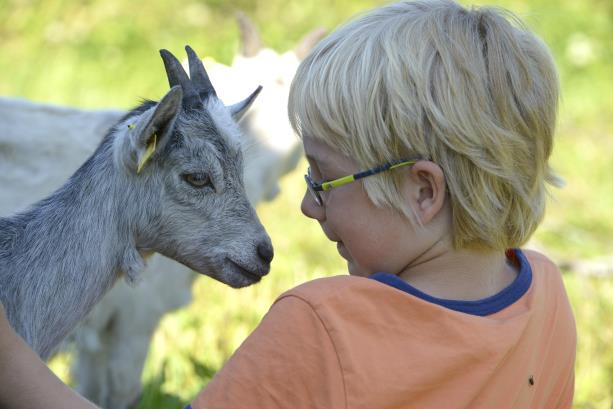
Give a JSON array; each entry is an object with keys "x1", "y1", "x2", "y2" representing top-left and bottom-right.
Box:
[{"x1": 314, "y1": 159, "x2": 420, "y2": 192}]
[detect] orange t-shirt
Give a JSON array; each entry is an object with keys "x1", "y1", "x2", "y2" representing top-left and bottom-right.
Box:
[{"x1": 191, "y1": 249, "x2": 575, "y2": 408}]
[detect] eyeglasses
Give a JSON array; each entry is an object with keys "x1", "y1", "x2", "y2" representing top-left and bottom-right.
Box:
[{"x1": 304, "y1": 158, "x2": 423, "y2": 206}]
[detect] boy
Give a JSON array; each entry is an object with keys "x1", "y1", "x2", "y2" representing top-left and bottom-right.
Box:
[{"x1": 190, "y1": 0, "x2": 575, "y2": 408}]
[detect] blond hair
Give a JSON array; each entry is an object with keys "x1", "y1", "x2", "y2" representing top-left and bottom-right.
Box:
[{"x1": 288, "y1": 0, "x2": 562, "y2": 250}]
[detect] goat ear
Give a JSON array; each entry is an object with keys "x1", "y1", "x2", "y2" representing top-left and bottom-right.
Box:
[
  {"x1": 127, "y1": 86, "x2": 183, "y2": 173},
  {"x1": 229, "y1": 85, "x2": 262, "y2": 122}
]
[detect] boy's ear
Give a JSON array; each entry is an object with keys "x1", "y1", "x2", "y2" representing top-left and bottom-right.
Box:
[
  {"x1": 406, "y1": 161, "x2": 447, "y2": 225},
  {"x1": 123, "y1": 86, "x2": 183, "y2": 173}
]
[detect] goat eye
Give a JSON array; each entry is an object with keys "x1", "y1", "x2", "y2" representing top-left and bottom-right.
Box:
[{"x1": 183, "y1": 173, "x2": 212, "y2": 189}]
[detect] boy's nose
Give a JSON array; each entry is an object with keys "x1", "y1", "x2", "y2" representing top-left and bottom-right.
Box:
[{"x1": 301, "y1": 190, "x2": 325, "y2": 221}]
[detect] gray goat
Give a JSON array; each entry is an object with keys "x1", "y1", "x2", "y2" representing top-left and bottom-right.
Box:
[{"x1": 0, "y1": 46, "x2": 273, "y2": 360}]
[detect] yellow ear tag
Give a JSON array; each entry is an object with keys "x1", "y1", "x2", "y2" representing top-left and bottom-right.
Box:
[{"x1": 137, "y1": 134, "x2": 157, "y2": 174}]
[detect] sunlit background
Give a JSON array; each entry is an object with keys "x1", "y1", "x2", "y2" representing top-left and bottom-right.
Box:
[{"x1": 1, "y1": 0, "x2": 612, "y2": 408}]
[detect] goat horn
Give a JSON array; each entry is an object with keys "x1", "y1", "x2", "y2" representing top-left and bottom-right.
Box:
[
  {"x1": 159, "y1": 49, "x2": 203, "y2": 110},
  {"x1": 185, "y1": 45, "x2": 217, "y2": 100},
  {"x1": 294, "y1": 27, "x2": 328, "y2": 60},
  {"x1": 236, "y1": 12, "x2": 262, "y2": 57}
]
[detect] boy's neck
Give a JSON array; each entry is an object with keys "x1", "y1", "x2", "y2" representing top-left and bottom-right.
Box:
[{"x1": 397, "y1": 242, "x2": 519, "y2": 301}]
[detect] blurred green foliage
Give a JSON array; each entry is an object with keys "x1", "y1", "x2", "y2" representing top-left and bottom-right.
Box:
[{"x1": 1, "y1": 0, "x2": 612, "y2": 408}]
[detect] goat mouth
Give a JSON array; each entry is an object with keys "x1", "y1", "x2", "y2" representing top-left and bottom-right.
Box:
[{"x1": 225, "y1": 259, "x2": 263, "y2": 283}]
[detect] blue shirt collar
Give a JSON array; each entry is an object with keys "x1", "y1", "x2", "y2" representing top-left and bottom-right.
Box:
[{"x1": 369, "y1": 249, "x2": 532, "y2": 316}]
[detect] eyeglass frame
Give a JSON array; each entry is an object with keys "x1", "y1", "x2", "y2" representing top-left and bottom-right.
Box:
[{"x1": 304, "y1": 157, "x2": 426, "y2": 206}]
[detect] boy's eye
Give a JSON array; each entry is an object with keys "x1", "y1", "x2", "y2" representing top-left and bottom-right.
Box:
[{"x1": 183, "y1": 173, "x2": 213, "y2": 189}]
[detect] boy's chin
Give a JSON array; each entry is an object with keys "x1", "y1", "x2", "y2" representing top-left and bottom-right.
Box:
[{"x1": 347, "y1": 260, "x2": 371, "y2": 278}]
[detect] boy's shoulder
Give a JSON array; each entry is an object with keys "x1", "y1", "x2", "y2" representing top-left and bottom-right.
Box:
[
  {"x1": 275, "y1": 275, "x2": 395, "y2": 314},
  {"x1": 521, "y1": 248, "x2": 571, "y2": 306},
  {"x1": 522, "y1": 248, "x2": 557, "y2": 266},
  {"x1": 271, "y1": 275, "x2": 397, "y2": 339},
  {"x1": 521, "y1": 248, "x2": 564, "y2": 283},
  {"x1": 276, "y1": 275, "x2": 379, "y2": 308}
]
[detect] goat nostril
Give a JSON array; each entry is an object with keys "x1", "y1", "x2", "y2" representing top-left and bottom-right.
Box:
[{"x1": 257, "y1": 241, "x2": 274, "y2": 264}]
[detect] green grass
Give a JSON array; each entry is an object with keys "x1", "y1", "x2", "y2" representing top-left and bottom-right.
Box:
[{"x1": 2, "y1": 0, "x2": 612, "y2": 407}]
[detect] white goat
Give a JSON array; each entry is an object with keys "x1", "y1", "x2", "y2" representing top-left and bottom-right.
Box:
[{"x1": 0, "y1": 19, "x2": 324, "y2": 409}]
